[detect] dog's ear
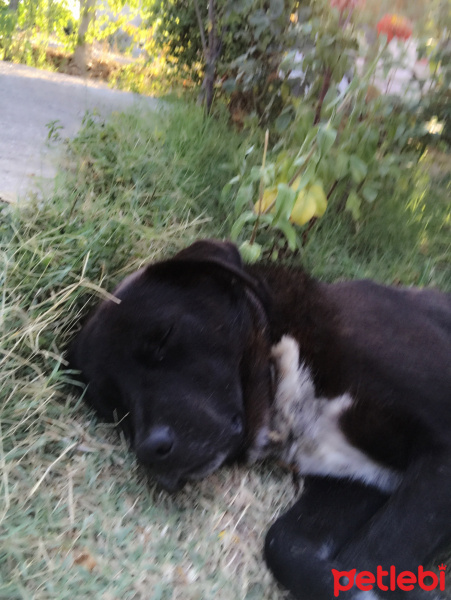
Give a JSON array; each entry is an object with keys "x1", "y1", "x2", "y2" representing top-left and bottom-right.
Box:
[
  {"x1": 174, "y1": 240, "x2": 274, "y2": 459},
  {"x1": 173, "y1": 239, "x2": 243, "y2": 270},
  {"x1": 240, "y1": 327, "x2": 274, "y2": 463},
  {"x1": 146, "y1": 239, "x2": 274, "y2": 459},
  {"x1": 171, "y1": 239, "x2": 269, "y2": 306},
  {"x1": 68, "y1": 333, "x2": 133, "y2": 435}
]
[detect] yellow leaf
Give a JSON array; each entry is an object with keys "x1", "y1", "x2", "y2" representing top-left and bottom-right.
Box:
[
  {"x1": 290, "y1": 189, "x2": 316, "y2": 226},
  {"x1": 309, "y1": 183, "x2": 328, "y2": 217},
  {"x1": 254, "y1": 187, "x2": 277, "y2": 214},
  {"x1": 289, "y1": 176, "x2": 302, "y2": 191}
]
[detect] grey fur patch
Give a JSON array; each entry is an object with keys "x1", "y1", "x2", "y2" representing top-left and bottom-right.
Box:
[{"x1": 249, "y1": 336, "x2": 400, "y2": 492}]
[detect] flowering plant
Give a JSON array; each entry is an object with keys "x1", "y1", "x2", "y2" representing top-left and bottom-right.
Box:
[
  {"x1": 376, "y1": 14, "x2": 413, "y2": 43},
  {"x1": 227, "y1": 1, "x2": 425, "y2": 260}
]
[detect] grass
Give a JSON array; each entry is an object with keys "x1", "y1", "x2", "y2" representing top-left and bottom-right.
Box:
[
  {"x1": 1, "y1": 99, "x2": 450, "y2": 599},
  {"x1": 303, "y1": 154, "x2": 451, "y2": 289}
]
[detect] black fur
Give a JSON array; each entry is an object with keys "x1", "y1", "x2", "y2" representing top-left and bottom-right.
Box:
[{"x1": 70, "y1": 240, "x2": 451, "y2": 600}]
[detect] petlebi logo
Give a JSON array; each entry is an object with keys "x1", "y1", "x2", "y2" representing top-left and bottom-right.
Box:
[{"x1": 332, "y1": 564, "x2": 447, "y2": 597}]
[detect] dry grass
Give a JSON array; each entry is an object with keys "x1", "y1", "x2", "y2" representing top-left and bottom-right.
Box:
[{"x1": 1, "y1": 400, "x2": 295, "y2": 599}]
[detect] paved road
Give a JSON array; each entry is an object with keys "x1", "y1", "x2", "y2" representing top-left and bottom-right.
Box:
[{"x1": 0, "y1": 60, "x2": 158, "y2": 202}]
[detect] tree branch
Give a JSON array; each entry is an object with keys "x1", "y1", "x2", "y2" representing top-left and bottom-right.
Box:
[
  {"x1": 314, "y1": 67, "x2": 332, "y2": 125},
  {"x1": 193, "y1": 0, "x2": 207, "y2": 61}
]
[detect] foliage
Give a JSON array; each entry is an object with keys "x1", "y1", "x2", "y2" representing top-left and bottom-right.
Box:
[
  {"x1": 147, "y1": 0, "x2": 302, "y2": 116},
  {"x1": 225, "y1": 0, "x2": 444, "y2": 261},
  {"x1": 0, "y1": 0, "x2": 145, "y2": 67},
  {"x1": 109, "y1": 56, "x2": 197, "y2": 95},
  {"x1": 221, "y1": 0, "x2": 299, "y2": 122},
  {"x1": 302, "y1": 151, "x2": 450, "y2": 287},
  {"x1": 0, "y1": 0, "x2": 75, "y2": 64},
  {"x1": 146, "y1": 0, "x2": 204, "y2": 74},
  {"x1": 415, "y1": 0, "x2": 451, "y2": 147},
  {"x1": 0, "y1": 1, "x2": 17, "y2": 59},
  {"x1": 145, "y1": 0, "x2": 251, "y2": 90},
  {"x1": 64, "y1": 102, "x2": 250, "y2": 231},
  {"x1": 16, "y1": 0, "x2": 76, "y2": 62}
]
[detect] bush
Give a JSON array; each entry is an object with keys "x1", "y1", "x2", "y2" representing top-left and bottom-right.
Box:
[
  {"x1": 0, "y1": 0, "x2": 17, "y2": 60},
  {"x1": 225, "y1": 0, "x2": 446, "y2": 262}
]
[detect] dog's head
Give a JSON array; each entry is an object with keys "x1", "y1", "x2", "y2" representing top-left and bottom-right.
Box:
[{"x1": 70, "y1": 240, "x2": 273, "y2": 491}]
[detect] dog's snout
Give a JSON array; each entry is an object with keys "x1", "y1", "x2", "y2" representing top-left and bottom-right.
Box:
[{"x1": 136, "y1": 425, "x2": 175, "y2": 463}]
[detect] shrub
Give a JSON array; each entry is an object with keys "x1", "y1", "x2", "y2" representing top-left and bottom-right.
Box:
[{"x1": 225, "y1": 0, "x2": 437, "y2": 261}]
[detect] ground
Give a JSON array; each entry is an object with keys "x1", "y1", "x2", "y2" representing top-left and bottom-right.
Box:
[{"x1": 0, "y1": 59, "x2": 158, "y2": 203}]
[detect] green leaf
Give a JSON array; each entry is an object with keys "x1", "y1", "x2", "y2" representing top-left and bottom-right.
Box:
[
  {"x1": 276, "y1": 220, "x2": 298, "y2": 251},
  {"x1": 378, "y1": 162, "x2": 390, "y2": 177},
  {"x1": 362, "y1": 185, "x2": 378, "y2": 203},
  {"x1": 293, "y1": 153, "x2": 309, "y2": 168},
  {"x1": 249, "y1": 164, "x2": 275, "y2": 186},
  {"x1": 222, "y1": 78, "x2": 237, "y2": 94},
  {"x1": 248, "y1": 10, "x2": 271, "y2": 39},
  {"x1": 231, "y1": 211, "x2": 256, "y2": 240},
  {"x1": 275, "y1": 154, "x2": 294, "y2": 183},
  {"x1": 275, "y1": 109, "x2": 294, "y2": 133},
  {"x1": 317, "y1": 124, "x2": 337, "y2": 155},
  {"x1": 334, "y1": 152, "x2": 349, "y2": 179},
  {"x1": 250, "y1": 166, "x2": 264, "y2": 182},
  {"x1": 297, "y1": 127, "x2": 318, "y2": 155},
  {"x1": 269, "y1": 0, "x2": 284, "y2": 19},
  {"x1": 345, "y1": 191, "x2": 361, "y2": 221},
  {"x1": 297, "y1": 161, "x2": 317, "y2": 190},
  {"x1": 239, "y1": 241, "x2": 262, "y2": 263},
  {"x1": 273, "y1": 183, "x2": 296, "y2": 224},
  {"x1": 234, "y1": 184, "x2": 254, "y2": 214},
  {"x1": 349, "y1": 155, "x2": 368, "y2": 184},
  {"x1": 394, "y1": 124, "x2": 407, "y2": 142}
]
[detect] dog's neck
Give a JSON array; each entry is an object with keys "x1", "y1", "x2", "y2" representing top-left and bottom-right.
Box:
[
  {"x1": 246, "y1": 335, "x2": 317, "y2": 466},
  {"x1": 247, "y1": 336, "x2": 400, "y2": 493},
  {"x1": 246, "y1": 263, "x2": 345, "y2": 399},
  {"x1": 246, "y1": 264, "x2": 323, "y2": 348}
]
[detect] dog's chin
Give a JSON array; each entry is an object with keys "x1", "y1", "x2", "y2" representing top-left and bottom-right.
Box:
[{"x1": 153, "y1": 451, "x2": 229, "y2": 493}]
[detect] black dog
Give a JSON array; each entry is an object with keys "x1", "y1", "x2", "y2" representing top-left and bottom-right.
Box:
[{"x1": 70, "y1": 240, "x2": 451, "y2": 599}]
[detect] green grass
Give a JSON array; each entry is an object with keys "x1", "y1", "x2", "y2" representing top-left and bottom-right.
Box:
[
  {"x1": 303, "y1": 156, "x2": 451, "y2": 289},
  {"x1": 1, "y1": 99, "x2": 450, "y2": 599}
]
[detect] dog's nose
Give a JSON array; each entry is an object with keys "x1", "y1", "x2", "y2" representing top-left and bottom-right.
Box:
[{"x1": 135, "y1": 425, "x2": 175, "y2": 463}]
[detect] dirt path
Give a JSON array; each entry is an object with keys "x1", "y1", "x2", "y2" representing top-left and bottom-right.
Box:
[{"x1": 0, "y1": 60, "x2": 158, "y2": 202}]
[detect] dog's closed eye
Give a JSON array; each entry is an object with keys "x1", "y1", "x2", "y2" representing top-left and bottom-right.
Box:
[{"x1": 136, "y1": 324, "x2": 175, "y2": 363}]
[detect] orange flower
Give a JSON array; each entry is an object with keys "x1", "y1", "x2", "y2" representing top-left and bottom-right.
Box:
[{"x1": 376, "y1": 14, "x2": 413, "y2": 43}]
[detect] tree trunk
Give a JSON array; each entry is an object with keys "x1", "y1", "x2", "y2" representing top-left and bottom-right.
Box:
[
  {"x1": 8, "y1": 0, "x2": 20, "y2": 12},
  {"x1": 72, "y1": 0, "x2": 95, "y2": 75},
  {"x1": 194, "y1": 0, "x2": 221, "y2": 114},
  {"x1": 204, "y1": 0, "x2": 217, "y2": 114}
]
